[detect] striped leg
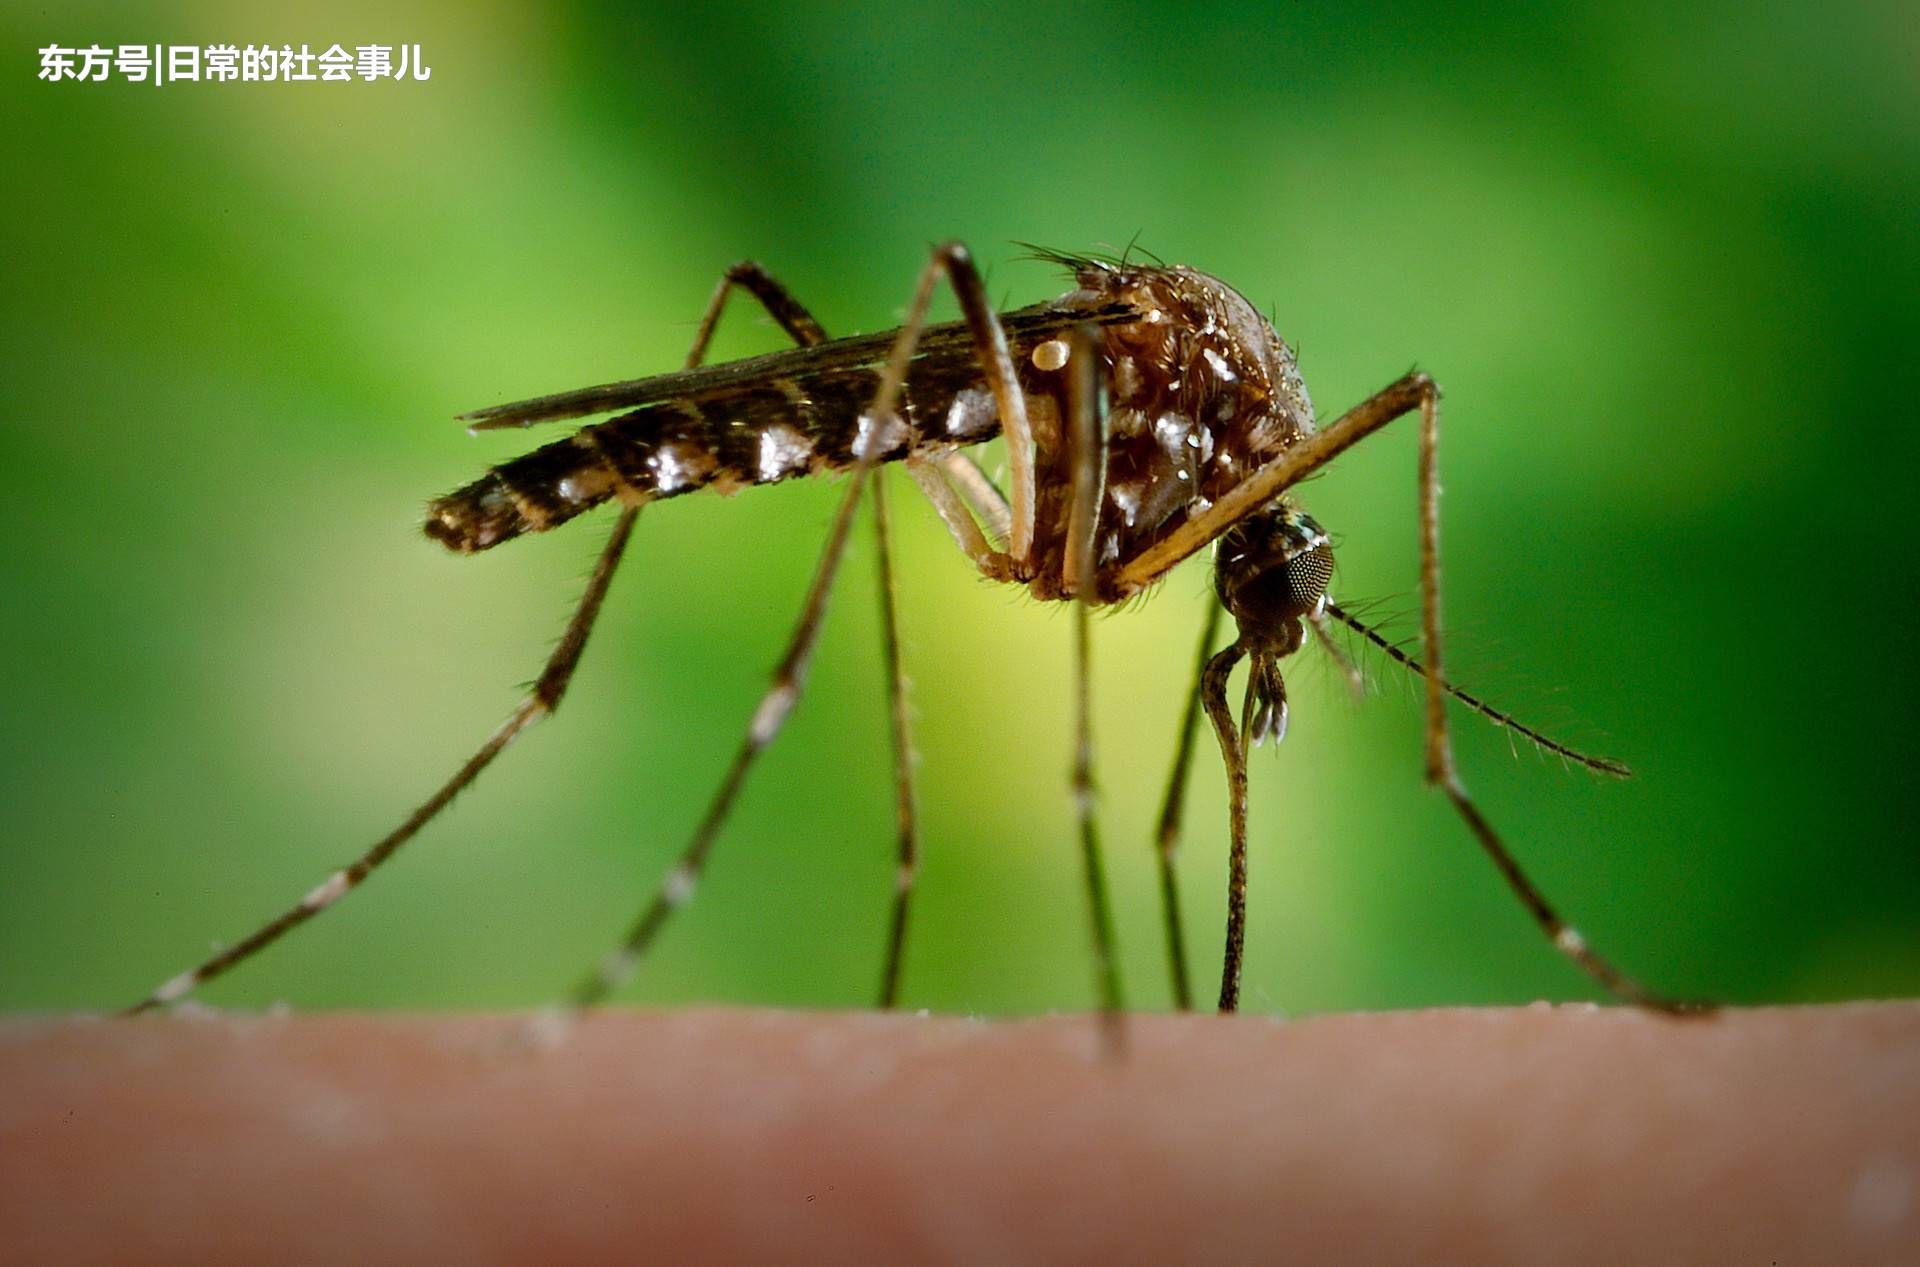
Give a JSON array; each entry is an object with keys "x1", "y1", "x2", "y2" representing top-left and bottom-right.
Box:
[
  {"x1": 873, "y1": 469, "x2": 921, "y2": 1008},
  {"x1": 124, "y1": 506, "x2": 640, "y2": 1014},
  {"x1": 1148, "y1": 601, "x2": 1224, "y2": 1011},
  {"x1": 1401, "y1": 380, "x2": 1700, "y2": 1012},
  {"x1": 686, "y1": 260, "x2": 828, "y2": 358},
  {"x1": 938, "y1": 452, "x2": 1013, "y2": 549},
  {"x1": 572, "y1": 241, "x2": 1031, "y2": 1006},
  {"x1": 122, "y1": 261, "x2": 843, "y2": 1015},
  {"x1": 1063, "y1": 323, "x2": 1124, "y2": 1033},
  {"x1": 1199, "y1": 639, "x2": 1253, "y2": 1012},
  {"x1": 693, "y1": 264, "x2": 924, "y2": 1010},
  {"x1": 1148, "y1": 372, "x2": 1694, "y2": 1014}
]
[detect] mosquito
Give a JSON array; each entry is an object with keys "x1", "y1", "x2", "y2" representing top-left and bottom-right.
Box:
[{"x1": 126, "y1": 242, "x2": 1696, "y2": 1019}]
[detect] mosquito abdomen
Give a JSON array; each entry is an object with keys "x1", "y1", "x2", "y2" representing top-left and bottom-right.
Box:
[
  {"x1": 424, "y1": 430, "x2": 620, "y2": 553},
  {"x1": 425, "y1": 367, "x2": 987, "y2": 554}
]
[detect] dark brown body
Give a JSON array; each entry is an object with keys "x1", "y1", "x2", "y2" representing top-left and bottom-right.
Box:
[{"x1": 426, "y1": 261, "x2": 1318, "y2": 605}]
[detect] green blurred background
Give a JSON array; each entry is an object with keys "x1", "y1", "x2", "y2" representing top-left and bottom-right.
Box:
[{"x1": 3, "y1": 0, "x2": 1915, "y2": 1015}]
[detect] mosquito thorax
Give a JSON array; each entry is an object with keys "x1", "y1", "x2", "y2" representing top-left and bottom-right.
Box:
[
  {"x1": 1065, "y1": 261, "x2": 1316, "y2": 439},
  {"x1": 1032, "y1": 257, "x2": 1320, "y2": 603},
  {"x1": 1214, "y1": 502, "x2": 1333, "y2": 655}
]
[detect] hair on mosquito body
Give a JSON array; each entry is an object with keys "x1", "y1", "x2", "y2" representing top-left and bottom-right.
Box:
[{"x1": 126, "y1": 243, "x2": 1704, "y2": 1026}]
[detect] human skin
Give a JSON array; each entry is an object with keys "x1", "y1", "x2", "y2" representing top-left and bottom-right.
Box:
[{"x1": 1, "y1": 1003, "x2": 1914, "y2": 1265}]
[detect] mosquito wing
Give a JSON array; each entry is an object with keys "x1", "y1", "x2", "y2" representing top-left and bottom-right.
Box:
[{"x1": 458, "y1": 299, "x2": 1139, "y2": 431}]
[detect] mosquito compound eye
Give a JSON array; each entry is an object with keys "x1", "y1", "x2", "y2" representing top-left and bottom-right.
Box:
[
  {"x1": 1216, "y1": 507, "x2": 1334, "y2": 643},
  {"x1": 1283, "y1": 542, "x2": 1334, "y2": 611},
  {"x1": 1236, "y1": 541, "x2": 1332, "y2": 624}
]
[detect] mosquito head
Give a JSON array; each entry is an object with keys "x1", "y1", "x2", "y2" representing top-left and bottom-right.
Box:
[{"x1": 1214, "y1": 501, "x2": 1333, "y2": 657}]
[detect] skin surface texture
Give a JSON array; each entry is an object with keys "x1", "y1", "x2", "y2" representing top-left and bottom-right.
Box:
[{"x1": 1, "y1": 1003, "x2": 1915, "y2": 1265}]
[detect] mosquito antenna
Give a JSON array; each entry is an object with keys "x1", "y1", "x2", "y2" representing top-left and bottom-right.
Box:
[
  {"x1": 1307, "y1": 610, "x2": 1366, "y2": 700},
  {"x1": 1323, "y1": 600, "x2": 1630, "y2": 778}
]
